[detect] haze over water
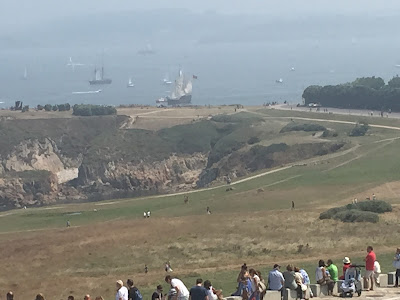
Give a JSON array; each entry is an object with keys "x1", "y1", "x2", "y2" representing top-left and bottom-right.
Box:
[{"x1": 1, "y1": 1, "x2": 400, "y2": 108}]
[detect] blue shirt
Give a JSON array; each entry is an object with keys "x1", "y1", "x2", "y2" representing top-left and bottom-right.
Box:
[{"x1": 268, "y1": 269, "x2": 284, "y2": 290}]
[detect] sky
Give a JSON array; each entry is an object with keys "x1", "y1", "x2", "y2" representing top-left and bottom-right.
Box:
[{"x1": 2, "y1": 0, "x2": 400, "y2": 31}]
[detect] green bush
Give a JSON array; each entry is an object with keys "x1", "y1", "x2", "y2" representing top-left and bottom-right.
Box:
[
  {"x1": 44, "y1": 104, "x2": 52, "y2": 111},
  {"x1": 349, "y1": 123, "x2": 369, "y2": 137},
  {"x1": 37, "y1": 105, "x2": 44, "y2": 111},
  {"x1": 247, "y1": 136, "x2": 260, "y2": 145},
  {"x1": 319, "y1": 200, "x2": 391, "y2": 223},
  {"x1": 21, "y1": 105, "x2": 29, "y2": 112},
  {"x1": 333, "y1": 210, "x2": 379, "y2": 223},
  {"x1": 52, "y1": 105, "x2": 58, "y2": 111},
  {"x1": 72, "y1": 104, "x2": 117, "y2": 116},
  {"x1": 280, "y1": 123, "x2": 327, "y2": 133}
]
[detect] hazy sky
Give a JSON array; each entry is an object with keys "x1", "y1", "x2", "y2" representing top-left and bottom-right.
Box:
[{"x1": 2, "y1": 0, "x2": 400, "y2": 31}]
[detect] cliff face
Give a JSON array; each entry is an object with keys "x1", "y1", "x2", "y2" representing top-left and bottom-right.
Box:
[{"x1": 0, "y1": 137, "x2": 208, "y2": 208}]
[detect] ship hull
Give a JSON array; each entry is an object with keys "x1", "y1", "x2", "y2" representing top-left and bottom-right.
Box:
[
  {"x1": 89, "y1": 79, "x2": 112, "y2": 85},
  {"x1": 166, "y1": 94, "x2": 192, "y2": 106}
]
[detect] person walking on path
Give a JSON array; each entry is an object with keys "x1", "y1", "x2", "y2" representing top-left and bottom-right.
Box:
[
  {"x1": 364, "y1": 246, "x2": 376, "y2": 291},
  {"x1": 393, "y1": 248, "x2": 400, "y2": 287}
]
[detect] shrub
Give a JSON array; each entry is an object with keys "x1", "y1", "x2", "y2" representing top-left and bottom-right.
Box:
[
  {"x1": 349, "y1": 123, "x2": 369, "y2": 137},
  {"x1": 44, "y1": 104, "x2": 52, "y2": 111},
  {"x1": 21, "y1": 105, "x2": 29, "y2": 112},
  {"x1": 333, "y1": 210, "x2": 379, "y2": 223},
  {"x1": 247, "y1": 136, "x2": 260, "y2": 145},
  {"x1": 319, "y1": 200, "x2": 391, "y2": 223},
  {"x1": 37, "y1": 105, "x2": 44, "y2": 110},
  {"x1": 280, "y1": 123, "x2": 327, "y2": 133},
  {"x1": 72, "y1": 104, "x2": 117, "y2": 116},
  {"x1": 52, "y1": 105, "x2": 58, "y2": 111}
]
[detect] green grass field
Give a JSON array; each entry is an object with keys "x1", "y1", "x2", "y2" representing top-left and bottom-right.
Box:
[{"x1": 2, "y1": 108, "x2": 400, "y2": 300}]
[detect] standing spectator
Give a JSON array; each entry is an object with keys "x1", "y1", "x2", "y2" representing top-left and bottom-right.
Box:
[
  {"x1": 145, "y1": 265, "x2": 148, "y2": 274},
  {"x1": 189, "y1": 279, "x2": 208, "y2": 300},
  {"x1": 364, "y1": 246, "x2": 376, "y2": 291},
  {"x1": 147, "y1": 211, "x2": 151, "y2": 218},
  {"x1": 116, "y1": 280, "x2": 129, "y2": 300},
  {"x1": 165, "y1": 275, "x2": 190, "y2": 300},
  {"x1": 291, "y1": 201, "x2": 295, "y2": 210},
  {"x1": 268, "y1": 264, "x2": 284, "y2": 292},
  {"x1": 67, "y1": 220, "x2": 71, "y2": 227},
  {"x1": 127, "y1": 279, "x2": 142, "y2": 300},
  {"x1": 374, "y1": 260, "x2": 381, "y2": 287},
  {"x1": 394, "y1": 248, "x2": 400, "y2": 287},
  {"x1": 339, "y1": 257, "x2": 351, "y2": 280},
  {"x1": 6, "y1": 292, "x2": 13, "y2": 300},
  {"x1": 326, "y1": 259, "x2": 338, "y2": 282},
  {"x1": 232, "y1": 264, "x2": 248, "y2": 296},
  {"x1": 249, "y1": 269, "x2": 261, "y2": 300},
  {"x1": 84, "y1": 295, "x2": 91, "y2": 300},
  {"x1": 152, "y1": 285, "x2": 163, "y2": 300}
]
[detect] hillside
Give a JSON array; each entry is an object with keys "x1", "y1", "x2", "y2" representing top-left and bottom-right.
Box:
[{"x1": 0, "y1": 107, "x2": 348, "y2": 209}]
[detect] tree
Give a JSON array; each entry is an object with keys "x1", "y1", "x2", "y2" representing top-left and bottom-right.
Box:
[
  {"x1": 21, "y1": 105, "x2": 29, "y2": 113},
  {"x1": 58, "y1": 104, "x2": 66, "y2": 111},
  {"x1": 352, "y1": 76, "x2": 385, "y2": 90},
  {"x1": 52, "y1": 105, "x2": 58, "y2": 111},
  {"x1": 44, "y1": 104, "x2": 52, "y2": 111},
  {"x1": 388, "y1": 76, "x2": 400, "y2": 88},
  {"x1": 65, "y1": 103, "x2": 71, "y2": 111},
  {"x1": 302, "y1": 85, "x2": 322, "y2": 104},
  {"x1": 37, "y1": 105, "x2": 44, "y2": 110}
]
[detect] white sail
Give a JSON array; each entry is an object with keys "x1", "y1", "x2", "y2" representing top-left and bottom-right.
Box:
[
  {"x1": 95, "y1": 69, "x2": 102, "y2": 80},
  {"x1": 184, "y1": 81, "x2": 192, "y2": 94},
  {"x1": 128, "y1": 78, "x2": 132, "y2": 85},
  {"x1": 23, "y1": 67, "x2": 28, "y2": 79}
]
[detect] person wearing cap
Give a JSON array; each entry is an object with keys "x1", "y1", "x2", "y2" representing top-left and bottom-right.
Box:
[
  {"x1": 339, "y1": 257, "x2": 351, "y2": 280},
  {"x1": 267, "y1": 264, "x2": 284, "y2": 292},
  {"x1": 116, "y1": 280, "x2": 129, "y2": 300},
  {"x1": 152, "y1": 285, "x2": 164, "y2": 300}
]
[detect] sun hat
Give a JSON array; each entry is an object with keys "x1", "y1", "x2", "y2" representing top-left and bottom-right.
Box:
[{"x1": 343, "y1": 257, "x2": 351, "y2": 264}]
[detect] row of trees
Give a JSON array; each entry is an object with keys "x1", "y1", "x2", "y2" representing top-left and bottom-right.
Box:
[
  {"x1": 37, "y1": 103, "x2": 71, "y2": 112},
  {"x1": 72, "y1": 104, "x2": 117, "y2": 116},
  {"x1": 302, "y1": 76, "x2": 400, "y2": 111}
]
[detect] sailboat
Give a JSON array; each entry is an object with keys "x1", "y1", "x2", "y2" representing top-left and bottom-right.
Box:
[
  {"x1": 22, "y1": 67, "x2": 28, "y2": 80},
  {"x1": 138, "y1": 43, "x2": 155, "y2": 55},
  {"x1": 164, "y1": 69, "x2": 192, "y2": 106},
  {"x1": 89, "y1": 66, "x2": 112, "y2": 85},
  {"x1": 127, "y1": 77, "x2": 135, "y2": 88},
  {"x1": 163, "y1": 74, "x2": 172, "y2": 85},
  {"x1": 276, "y1": 78, "x2": 283, "y2": 83}
]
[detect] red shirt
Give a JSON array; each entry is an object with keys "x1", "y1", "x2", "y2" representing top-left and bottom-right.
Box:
[
  {"x1": 339, "y1": 264, "x2": 351, "y2": 280},
  {"x1": 366, "y1": 251, "x2": 376, "y2": 271}
]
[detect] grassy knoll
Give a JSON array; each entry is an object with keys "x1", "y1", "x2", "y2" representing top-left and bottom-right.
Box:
[{"x1": 1, "y1": 108, "x2": 400, "y2": 300}]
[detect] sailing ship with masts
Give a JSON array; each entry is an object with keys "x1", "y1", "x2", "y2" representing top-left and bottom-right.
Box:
[
  {"x1": 89, "y1": 66, "x2": 112, "y2": 85},
  {"x1": 157, "y1": 69, "x2": 192, "y2": 106}
]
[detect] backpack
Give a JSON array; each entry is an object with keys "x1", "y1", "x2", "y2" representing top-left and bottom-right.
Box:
[{"x1": 131, "y1": 287, "x2": 143, "y2": 300}]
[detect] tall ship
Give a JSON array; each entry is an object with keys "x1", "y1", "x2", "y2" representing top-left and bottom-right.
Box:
[
  {"x1": 157, "y1": 70, "x2": 192, "y2": 106},
  {"x1": 89, "y1": 66, "x2": 112, "y2": 85}
]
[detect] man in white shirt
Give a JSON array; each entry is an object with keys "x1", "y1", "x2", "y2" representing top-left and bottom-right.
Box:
[
  {"x1": 116, "y1": 280, "x2": 129, "y2": 300},
  {"x1": 165, "y1": 275, "x2": 190, "y2": 300}
]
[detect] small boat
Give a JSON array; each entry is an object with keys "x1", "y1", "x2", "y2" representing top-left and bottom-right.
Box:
[
  {"x1": 290, "y1": 67, "x2": 295, "y2": 71},
  {"x1": 163, "y1": 74, "x2": 172, "y2": 85},
  {"x1": 276, "y1": 78, "x2": 283, "y2": 83},
  {"x1": 72, "y1": 90, "x2": 102, "y2": 95},
  {"x1": 127, "y1": 78, "x2": 135, "y2": 87},
  {"x1": 395, "y1": 65, "x2": 400, "y2": 68}
]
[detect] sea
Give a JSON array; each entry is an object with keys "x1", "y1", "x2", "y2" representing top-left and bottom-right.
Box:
[{"x1": 0, "y1": 36, "x2": 399, "y2": 108}]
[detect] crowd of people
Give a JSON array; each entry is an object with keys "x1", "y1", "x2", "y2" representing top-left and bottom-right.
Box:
[{"x1": 6, "y1": 246, "x2": 400, "y2": 300}]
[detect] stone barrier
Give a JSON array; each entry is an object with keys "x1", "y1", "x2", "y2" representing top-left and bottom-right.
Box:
[
  {"x1": 283, "y1": 288, "x2": 298, "y2": 300},
  {"x1": 388, "y1": 271, "x2": 396, "y2": 286},
  {"x1": 264, "y1": 290, "x2": 281, "y2": 300}
]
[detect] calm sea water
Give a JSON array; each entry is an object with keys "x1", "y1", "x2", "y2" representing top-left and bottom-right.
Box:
[{"x1": 0, "y1": 37, "x2": 399, "y2": 108}]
